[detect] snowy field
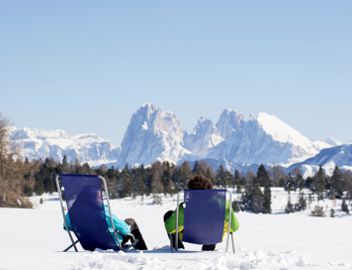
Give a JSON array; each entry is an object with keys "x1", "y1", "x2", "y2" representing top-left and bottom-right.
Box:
[{"x1": 1, "y1": 191, "x2": 352, "y2": 270}]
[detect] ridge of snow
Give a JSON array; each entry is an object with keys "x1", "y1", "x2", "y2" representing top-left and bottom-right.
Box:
[
  {"x1": 256, "y1": 112, "x2": 312, "y2": 147},
  {"x1": 289, "y1": 144, "x2": 352, "y2": 177}
]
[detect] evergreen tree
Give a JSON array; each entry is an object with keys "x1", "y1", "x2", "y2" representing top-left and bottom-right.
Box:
[
  {"x1": 257, "y1": 164, "x2": 269, "y2": 186},
  {"x1": 192, "y1": 161, "x2": 201, "y2": 175},
  {"x1": 285, "y1": 173, "x2": 297, "y2": 192},
  {"x1": 263, "y1": 184, "x2": 272, "y2": 214},
  {"x1": 106, "y1": 167, "x2": 119, "y2": 199},
  {"x1": 215, "y1": 165, "x2": 227, "y2": 187},
  {"x1": 341, "y1": 198, "x2": 349, "y2": 214},
  {"x1": 60, "y1": 155, "x2": 70, "y2": 173},
  {"x1": 312, "y1": 166, "x2": 326, "y2": 200},
  {"x1": 192, "y1": 161, "x2": 212, "y2": 179},
  {"x1": 34, "y1": 158, "x2": 57, "y2": 193},
  {"x1": 34, "y1": 176, "x2": 45, "y2": 195},
  {"x1": 118, "y1": 165, "x2": 132, "y2": 197},
  {"x1": 257, "y1": 165, "x2": 271, "y2": 213},
  {"x1": 243, "y1": 176, "x2": 265, "y2": 213},
  {"x1": 136, "y1": 165, "x2": 147, "y2": 196},
  {"x1": 329, "y1": 166, "x2": 344, "y2": 199},
  {"x1": 162, "y1": 161, "x2": 173, "y2": 195},
  {"x1": 150, "y1": 162, "x2": 163, "y2": 194},
  {"x1": 173, "y1": 161, "x2": 192, "y2": 190},
  {"x1": 298, "y1": 192, "x2": 307, "y2": 211},
  {"x1": 234, "y1": 169, "x2": 241, "y2": 191},
  {"x1": 295, "y1": 173, "x2": 305, "y2": 191},
  {"x1": 285, "y1": 198, "x2": 294, "y2": 213}
]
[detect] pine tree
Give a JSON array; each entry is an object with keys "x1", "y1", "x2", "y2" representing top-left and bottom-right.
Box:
[
  {"x1": 285, "y1": 198, "x2": 294, "y2": 213},
  {"x1": 162, "y1": 161, "x2": 173, "y2": 195},
  {"x1": 192, "y1": 161, "x2": 201, "y2": 175},
  {"x1": 130, "y1": 165, "x2": 146, "y2": 198},
  {"x1": 243, "y1": 175, "x2": 265, "y2": 213},
  {"x1": 150, "y1": 162, "x2": 163, "y2": 194},
  {"x1": 298, "y1": 192, "x2": 307, "y2": 211},
  {"x1": 118, "y1": 165, "x2": 132, "y2": 197},
  {"x1": 341, "y1": 198, "x2": 349, "y2": 214},
  {"x1": 312, "y1": 166, "x2": 327, "y2": 200},
  {"x1": 263, "y1": 184, "x2": 272, "y2": 214},
  {"x1": 257, "y1": 164, "x2": 269, "y2": 186},
  {"x1": 329, "y1": 166, "x2": 344, "y2": 199},
  {"x1": 106, "y1": 167, "x2": 119, "y2": 199},
  {"x1": 295, "y1": 173, "x2": 305, "y2": 191},
  {"x1": 234, "y1": 169, "x2": 241, "y2": 191},
  {"x1": 174, "y1": 161, "x2": 192, "y2": 190},
  {"x1": 215, "y1": 165, "x2": 227, "y2": 187},
  {"x1": 285, "y1": 174, "x2": 297, "y2": 192},
  {"x1": 257, "y1": 165, "x2": 271, "y2": 213}
]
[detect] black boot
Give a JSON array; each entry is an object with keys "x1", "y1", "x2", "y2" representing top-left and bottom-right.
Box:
[
  {"x1": 169, "y1": 233, "x2": 185, "y2": 249},
  {"x1": 202, "y1": 244, "x2": 216, "y2": 251}
]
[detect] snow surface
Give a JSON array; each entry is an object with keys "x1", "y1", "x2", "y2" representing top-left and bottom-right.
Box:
[{"x1": 1, "y1": 191, "x2": 352, "y2": 270}]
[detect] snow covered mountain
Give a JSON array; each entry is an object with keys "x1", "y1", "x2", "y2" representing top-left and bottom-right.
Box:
[
  {"x1": 10, "y1": 104, "x2": 344, "y2": 172},
  {"x1": 184, "y1": 117, "x2": 224, "y2": 159},
  {"x1": 10, "y1": 127, "x2": 119, "y2": 167},
  {"x1": 289, "y1": 144, "x2": 352, "y2": 177},
  {"x1": 324, "y1": 137, "x2": 343, "y2": 147},
  {"x1": 116, "y1": 103, "x2": 190, "y2": 167},
  {"x1": 216, "y1": 109, "x2": 245, "y2": 139},
  {"x1": 206, "y1": 111, "x2": 329, "y2": 168}
]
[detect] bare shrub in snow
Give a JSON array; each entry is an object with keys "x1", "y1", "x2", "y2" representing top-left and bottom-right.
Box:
[{"x1": 311, "y1": 205, "x2": 325, "y2": 217}]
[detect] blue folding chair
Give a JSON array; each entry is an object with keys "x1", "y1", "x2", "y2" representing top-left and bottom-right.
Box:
[
  {"x1": 173, "y1": 189, "x2": 235, "y2": 253},
  {"x1": 55, "y1": 174, "x2": 133, "y2": 252}
]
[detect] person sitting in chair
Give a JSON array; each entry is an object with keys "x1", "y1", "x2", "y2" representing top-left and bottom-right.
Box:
[
  {"x1": 64, "y1": 185, "x2": 147, "y2": 251},
  {"x1": 163, "y1": 175, "x2": 239, "y2": 251}
]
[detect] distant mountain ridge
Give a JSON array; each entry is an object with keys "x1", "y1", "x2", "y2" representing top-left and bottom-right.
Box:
[
  {"x1": 288, "y1": 144, "x2": 352, "y2": 178},
  {"x1": 9, "y1": 103, "x2": 350, "y2": 175},
  {"x1": 9, "y1": 127, "x2": 119, "y2": 167}
]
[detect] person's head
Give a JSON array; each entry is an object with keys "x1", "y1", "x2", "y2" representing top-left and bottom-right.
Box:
[
  {"x1": 187, "y1": 175, "x2": 213, "y2": 190},
  {"x1": 72, "y1": 185, "x2": 103, "y2": 210}
]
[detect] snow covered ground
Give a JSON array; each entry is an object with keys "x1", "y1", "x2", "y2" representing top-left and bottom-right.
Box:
[{"x1": 1, "y1": 192, "x2": 352, "y2": 270}]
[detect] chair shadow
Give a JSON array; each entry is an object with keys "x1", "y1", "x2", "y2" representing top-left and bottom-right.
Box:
[
  {"x1": 56, "y1": 245, "x2": 201, "y2": 254},
  {"x1": 142, "y1": 246, "x2": 200, "y2": 254}
]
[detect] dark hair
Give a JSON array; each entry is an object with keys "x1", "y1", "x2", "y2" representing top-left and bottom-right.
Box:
[
  {"x1": 72, "y1": 185, "x2": 103, "y2": 210},
  {"x1": 187, "y1": 175, "x2": 213, "y2": 190}
]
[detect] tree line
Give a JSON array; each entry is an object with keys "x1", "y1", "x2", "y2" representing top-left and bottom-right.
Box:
[{"x1": 1, "y1": 115, "x2": 352, "y2": 212}]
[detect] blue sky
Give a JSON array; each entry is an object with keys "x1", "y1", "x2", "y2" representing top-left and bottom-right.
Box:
[{"x1": 1, "y1": 1, "x2": 351, "y2": 145}]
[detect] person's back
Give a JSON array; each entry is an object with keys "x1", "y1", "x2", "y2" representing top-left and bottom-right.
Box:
[
  {"x1": 64, "y1": 185, "x2": 148, "y2": 250},
  {"x1": 163, "y1": 175, "x2": 239, "y2": 250}
]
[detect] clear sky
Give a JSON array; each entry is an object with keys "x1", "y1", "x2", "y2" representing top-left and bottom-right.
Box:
[{"x1": 1, "y1": 1, "x2": 351, "y2": 145}]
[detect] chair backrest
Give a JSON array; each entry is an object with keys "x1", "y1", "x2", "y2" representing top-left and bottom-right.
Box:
[
  {"x1": 182, "y1": 189, "x2": 226, "y2": 245},
  {"x1": 59, "y1": 174, "x2": 119, "y2": 251}
]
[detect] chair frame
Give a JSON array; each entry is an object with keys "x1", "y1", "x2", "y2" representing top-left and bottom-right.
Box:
[
  {"x1": 172, "y1": 189, "x2": 235, "y2": 253},
  {"x1": 56, "y1": 174, "x2": 130, "y2": 252}
]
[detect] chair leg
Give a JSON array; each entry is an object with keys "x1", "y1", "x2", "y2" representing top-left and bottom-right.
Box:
[
  {"x1": 170, "y1": 236, "x2": 175, "y2": 253},
  {"x1": 65, "y1": 231, "x2": 78, "y2": 252},
  {"x1": 231, "y1": 233, "x2": 235, "y2": 254},
  {"x1": 63, "y1": 240, "x2": 79, "y2": 252}
]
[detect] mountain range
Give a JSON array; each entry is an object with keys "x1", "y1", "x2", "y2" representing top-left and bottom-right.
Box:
[{"x1": 9, "y1": 104, "x2": 351, "y2": 176}]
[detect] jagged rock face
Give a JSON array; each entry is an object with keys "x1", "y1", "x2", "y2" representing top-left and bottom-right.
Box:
[
  {"x1": 10, "y1": 104, "x2": 345, "y2": 173},
  {"x1": 184, "y1": 117, "x2": 223, "y2": 159},
  {"x1": 117, "y1": 103, "x2": 190, "y2": 167},
  {"x1": 216, "y1": 109, "x2": 245, "y2": 139}
]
